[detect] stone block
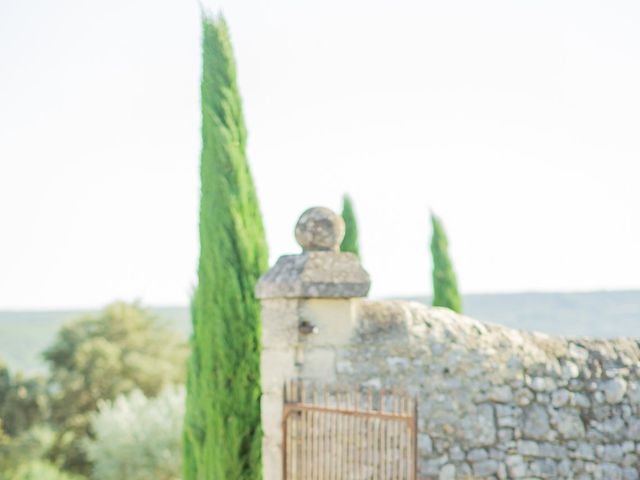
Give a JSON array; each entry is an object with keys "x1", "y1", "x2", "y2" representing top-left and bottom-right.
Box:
[
  {"x1": 449, "y1": 445, "x2": 465, "y2": 461},
  {"x1": 256, "y1": 252, "x2": 370, "y2": 299},
  {"x1": 529, "y1": 458, "x2": 558, "y2": 478},
  {"x1": 300, "y1": 298, "x2": 355, "y2": 347},
  {"x1": 262, "y1": 439, "x2": 282, "y2": 480},
  {"x1": 261, "y1": 392, "x2": 283, "y2": 437},
  {"x1": 418, "y1": 433, "x2": 433, "y2": 455},
  {"x1": 594, "y1": 463, "x2": 623, "y2": 480},
  {"x1": 553, "y1": 408, "x2": 586, "y2": 439},
  {"x1": 488, "y1": 385, "x2": 514, "y2": 403},
  {"x1": 472, "y1": 459, "x2": 499, "y2": 477},
  {"x1": 467, "y1": 448, "x2": 489, "y2": 461},
  {"x1": 522, "y1": 404, "x2": 551, "y2": 440},
  {"x1": 572, "y1": 443, "x2": 596, "y2": 460},
  {"x1": 462, "y1": 404, "x2": 497, "y2": 447},
  {"x1": 517, "y1": 440, "x2": 539, "y2": 456},
  {"x1": 439, "y1": 464, "x2": 456, "y2": 480},
  {"x1": 300, "y1": 347, "x2": 336, "y2": 380},
  {"x1": 260, "y1": 298, "x2": 300, "y2": 348},
  {"x1": 551, "y1": 388, "x2": 571, "y2": 407},
  {"x1": 628, "y1": 381, "x2": 640, "y2": 404},
  {"x1": 420, "y1": 455, "x2": 448, "y2": 476},
  {"x1": 597, "y1": 444, "x2": 624, "y2": 463},
  {"x1": 603, "y1": 378, "x2": 628, "y2": 404},
  {"x1": 505, "y1": 455, "x2": 527, "y2": 477},
  {"x1": 527, "y1": 376, "x2": 557, "y2": 392},
  {"x1": 261, "y1": 348, "x2": 296, "y2": 393}
]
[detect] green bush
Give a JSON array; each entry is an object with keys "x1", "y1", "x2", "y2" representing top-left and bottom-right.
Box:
[
  {"x1": 44, "y1": 302, "x2": 188, "y2": 474},
  {"x1": 0, "y1": 358, "x2": 48, "y2": 438},
  {"x1": 0, "y1": 423, "x2": 59, "y2": 474},
  {"x1": 4, "y1": 460, "x2": 83, "y2": 480},
  {"x1": 84, "y1": 387, "x2": 184, "y2": 480}
]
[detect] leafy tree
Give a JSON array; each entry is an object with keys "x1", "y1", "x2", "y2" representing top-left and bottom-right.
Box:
[
  {"x1": 0, "y1": 425, "x2": 60, "y2": 478},
  {"x1": 183, "y1": 14, "x2": 268, "y2": 480},
  {"x1": 84, "y1": 386, "x2": 184, "y2": 480},
  {"x1": 430, "y1": 212, "x2": 462, "y2": 313},
  {"x1": 340, "y1": 194, "x2": 360, "y2": 258},
  {"x1": 0, "y1": 360, "x2": 9, "y2": 405},
  {"x1": 0, "y1": 374, "x2": 48, "y2": 438},
  {"x1": 0, "y1": 358, "x2": 48, "y2": 438},
  {"x1": 43, "y1": 302, "x2": 188, "y2": 474},
  {"x1": 4, "y1": 460, "x2": 84, "y2": 480},
  {"x1": 0, "y1": 418, "x2": 9, "y2": 471}
]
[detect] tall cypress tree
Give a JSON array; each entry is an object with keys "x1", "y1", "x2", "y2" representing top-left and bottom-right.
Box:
[
  {"x1": 340, "y1": 194, "x2": 360, "y2": 258},
  {"x1": 430, "y1": 212, "x2": 462, "y2": 313},
  {"x1": 183, "y1": 14, "x2": 268, "y2": 480}
]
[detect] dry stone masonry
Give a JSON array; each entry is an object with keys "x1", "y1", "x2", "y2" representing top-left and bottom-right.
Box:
[
  {"x1": 345, "y1": 301, "x2": 640, "y2": 480},
  {"x1": 257, "y1": 207, "x2": 640, "y2": 480}
]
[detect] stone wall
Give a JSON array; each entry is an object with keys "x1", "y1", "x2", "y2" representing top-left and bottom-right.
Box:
[
  {"x1": 332, "y1": 300, "x2": 640, "y2": 480},
  {"x1": 257, "y1": 206, "x2": 640, "y2": 480}
]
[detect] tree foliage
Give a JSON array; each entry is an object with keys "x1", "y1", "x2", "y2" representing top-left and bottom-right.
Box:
[
  {"x1": 430, "y1": 212, "x2": 462, "y2": 313},
  {"x1": 183, "y1": 13, "x2": 268, "y2": 480},
  {"x1": 0, "y1": 418, "x2": 10, "y2": 472},
  {"x1": 0, "y1": 424, "x2": 65, "y2": 479},
  {"x1": 0, "y1": 358, "x2": 48, "y2": 438},
  {"x1": 0, "y1": 365, "x2": 54, "y2": 477},
  {"x1": 0, "y1": 360, "x2": 8, "y2": 404},
  {"x1": 43, "y1": 302, "x2": 188, "y2": 474},
  {"x1": 3, "y1": 460, "x2": 83, "y2": 480},
  {"x1": 84, "y1": 386, "x2": 184, "y2": 480},
  {"x1": 340, "y1": 194, "x2": 360, "y2": 258}
]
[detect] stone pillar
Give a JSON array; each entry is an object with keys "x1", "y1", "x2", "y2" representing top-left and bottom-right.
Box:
[{"x1": 256, "y1": 206, "x2": 371, "y2": 480}]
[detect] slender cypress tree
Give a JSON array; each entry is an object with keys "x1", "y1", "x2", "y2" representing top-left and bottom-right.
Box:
[
  {"x1": 430, "y1": 212, "x2": 462, "y2": 313},
  {"x1": 183, "y1": 14, "x2": 268, "y2": 480},
  {"x1": 340, "y1": 194, "x2": 360, "y2": 258}
]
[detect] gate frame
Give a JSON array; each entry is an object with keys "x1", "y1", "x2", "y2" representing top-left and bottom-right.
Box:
[{"x1": 282, "y1": 381, "x2": 418, "y2": 480}]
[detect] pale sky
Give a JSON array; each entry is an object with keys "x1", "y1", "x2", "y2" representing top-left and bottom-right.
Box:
[{"x1": 1, "y1": 0, "x2": 639, "y2": 309}]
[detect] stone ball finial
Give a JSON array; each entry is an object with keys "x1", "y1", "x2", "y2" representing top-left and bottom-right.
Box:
[{"x1": 295, "y1": 207, "x2": 345, "y2": 252}]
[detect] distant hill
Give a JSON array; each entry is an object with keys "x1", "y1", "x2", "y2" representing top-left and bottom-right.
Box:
[
  {"x1": 0, "y1": 307, "x2": 191, "y2": 375},
  {"x1": 1, "y1": 290, "x2": 639, "y2": 373},
  {"x1": 406, "y1": 290, "x2": 640, "y2": 338}
]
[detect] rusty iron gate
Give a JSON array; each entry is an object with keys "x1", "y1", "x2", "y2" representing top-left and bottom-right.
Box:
[{"x1": 283, "y1": 380, "x2": 417, "y2": 480}]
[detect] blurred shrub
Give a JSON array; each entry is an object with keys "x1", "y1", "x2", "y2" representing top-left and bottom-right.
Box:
[
  {"x1": 4, "y1": 460, "x2": 83, "y2": 480},
  {"x1": 0, "y1": 424, "x2": 55, "y2": 469},
  {"x1": 84, "y1": 386, "x2": 184, "y2": 480},
  {"x1": 0, "y1": 418, "x2": 10, "y2": 472},
  {"x1": 0, "y1": 359, "x2": 48, "y2": 437},
  {"x1": 0, "y1": 424, "x2": 81, "y2": 480},
  {"x1": 43, "y1": 302, "x2": 188, "y2": 474},
  {"x1": 0, "y1": 361, "x2": 9, "y2": 403},
  {"x1": 0, "y1": 361, "x2": 53, "y2": 477}
]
